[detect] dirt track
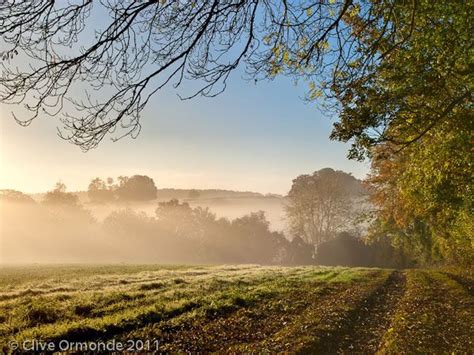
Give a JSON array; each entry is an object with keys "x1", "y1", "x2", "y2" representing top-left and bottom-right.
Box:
[
  {"x1": 312, "y1": 271, "x2": 406, "y2": 353},
  {"x1": 153, "y1": 270, "x2": 406, "y2": 352},
  {"x1": 154, "y1": 269, "x2": 473, "y2": 353}
]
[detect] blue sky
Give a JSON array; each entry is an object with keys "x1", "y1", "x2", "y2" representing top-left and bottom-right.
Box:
[
  {"x1": 0, "y1": 4, "x2": 370, "y2": 195},
  {"x1": 0, "y1": 67, "x2": 369, "y2": 194}
]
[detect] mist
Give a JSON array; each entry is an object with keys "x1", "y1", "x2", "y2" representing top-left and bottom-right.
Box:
[
  {"x1": 0, "y1": 195, "x2": 298, "y2": 265},
  {"x1": 0, "y1": 174, "x2": 405, "y2": 268}
]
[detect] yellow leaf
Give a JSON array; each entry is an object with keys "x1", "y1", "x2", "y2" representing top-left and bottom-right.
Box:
[
  {"x1": 349, "y1": 5, "x2": 360, "y2": 17},
  {"x1": 299, "y1": 37, "x2": 308, "y2": 47},
  {"x1": 272, "y1": 45, "x2": 281, "y2": 57}
]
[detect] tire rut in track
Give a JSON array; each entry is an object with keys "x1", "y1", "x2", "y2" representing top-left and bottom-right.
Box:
[
  {"x1": 443, "y1": 272, "x2": 474, "y2": 297},
  {"x1": 312, "y1": 270, "x2": 406, "y2": 354}
]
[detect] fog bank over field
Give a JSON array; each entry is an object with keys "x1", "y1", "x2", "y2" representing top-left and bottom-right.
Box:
[
  {"x1": 0, "y1": 197, "x2": 301, "y2": 265},
  {"x1": 0, "y1": 188, "x2": 293, "y2": 265},
  {"x1": 2, "y1": 170, "x2": 407, "y2": 268},
  {"x1": 32, "y1": 189, "x2": 288, "y2": 232}
]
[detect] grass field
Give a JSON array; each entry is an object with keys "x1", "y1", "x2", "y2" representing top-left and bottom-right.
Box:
[{"x1": 0, "y1": 265, "x2": 472, "y2": 353}]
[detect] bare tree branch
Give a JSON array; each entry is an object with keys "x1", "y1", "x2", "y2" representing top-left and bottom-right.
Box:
[{"x1": 0, "y1": 0, "x2": 421, "y2": 151}]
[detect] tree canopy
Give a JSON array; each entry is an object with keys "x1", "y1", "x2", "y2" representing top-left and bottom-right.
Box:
[
  {"x1": 286, "y1": 168, "x2": 364, "y2": 247},
  {"x1": 0, "y1": 189, "x2": 35, "y2": 204},
  {"x1": 43, "y1": 182, "x2": 80, "y2": 206},
  {"x1": 88, "y1": 177, "x2": 115, "y2": 203},
  {"x1": 116, "y1": 175, "x2": 158, "y2": 201},
  {"x1": 359, "y1": 2, "x2": 473, "y2": 266},
  {"x1": 330, "y1": 1, "x2": 473, "y2": 160}
]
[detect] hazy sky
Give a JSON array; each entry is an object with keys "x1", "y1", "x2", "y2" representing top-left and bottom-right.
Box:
[
  {"x1": 0, "y1": 71, "x2": 369, "y2": 195},
  {"x1": 0, "y1": 6, "x2": 370, "y2": 195}
]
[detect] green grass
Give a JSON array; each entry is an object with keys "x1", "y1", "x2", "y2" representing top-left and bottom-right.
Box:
[
  {"x1": 0, "y1": 265, "x2": 471, "y2": 352},
  {"x1": 0, "y1": 265, "x2": 370, "y2": 346}
]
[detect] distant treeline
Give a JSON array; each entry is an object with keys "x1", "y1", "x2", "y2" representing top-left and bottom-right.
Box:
[
  {"x1": 1, "y1": 183, "x2": 409, "y2": 267},
  {"x1": 85, "y1": 175, "x2": 275, "y2": 203}
]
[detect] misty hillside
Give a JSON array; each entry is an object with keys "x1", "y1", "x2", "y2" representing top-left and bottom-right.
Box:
[
  {"x1": 28, "y1": 188, "x2": 288, "y2": 231},
  {"x1": 30, "y1": 188, "x2": 282, "y2": 202},
  {"x1": 19, "y1": 171, "x2": 368, "y2": 234}
]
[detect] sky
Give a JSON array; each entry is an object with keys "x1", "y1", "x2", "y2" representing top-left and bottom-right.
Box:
[
  {"x1": 0, "y1": 6, "x2": 370, "y2": 196},
  {"x1": 0, "y1": 72, "x2": 369, "y2": 195}
]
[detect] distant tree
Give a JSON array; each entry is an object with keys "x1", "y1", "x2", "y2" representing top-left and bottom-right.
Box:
[
  {"x1": 116, "y1": 175, "x2": 157, "y2": 201},
  {"x1": 42, "y1": 182, "x2": 94, "y2": 223},
  {"x1": 314, "y1": 232, "x2": 410, "y2": 268},
  {"x1": 155, "y1": 199, "x2": 196, "y2": 238},
  {"x1": 88, "y1": 177, "x2": 115, "y2": 203},
  {"x1": 43, "y1": 182, "x2": 79, "y2": 206},
  {"x1": 0, "y1": 189, "x2": 35, "y2": 204},
  {"x1": 117, "y1": 176, "x2": 129, "y2": 186},
  {"x1": 286, "y1": 168, "x2": 364, "y2": 248},
  {"x1": 229, "y1": 211, "x2": 287, "y2": 264},
  {"x1": 103, "y1": 208, "x2": 155, "y2": 238},
  {"x1": 156, "y1": 199, "x2": 191, "y2": 218},
  {"x1": 154, "y1": 199, "x2": 217, "y2": 262},
  {"x1": 188, "y1": 189, "x2": 200, "y2": 199},
  {"x1": 284, "y1": 236, "x2": 314, "y2": 265},
  {"x1": 314, "y1": 232, "x2": 369, "y2": 267},
  {"x1": 154, "y1": 201, "x2": 291, "y2": 264}
]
